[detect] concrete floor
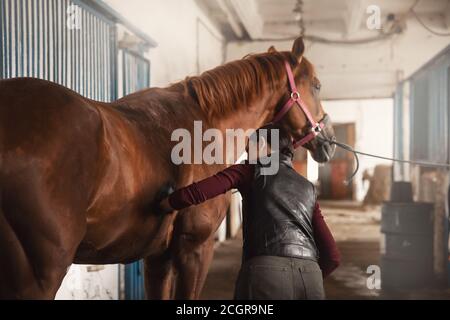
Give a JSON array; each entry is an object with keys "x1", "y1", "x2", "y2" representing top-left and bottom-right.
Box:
[{"x1": 200, "y1": 202, "x2": 450, "y2": 300}]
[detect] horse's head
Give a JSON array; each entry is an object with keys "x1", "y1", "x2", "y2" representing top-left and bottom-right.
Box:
[{"x1": 271, "y1": 37, "x2": 336, "y2": 163}]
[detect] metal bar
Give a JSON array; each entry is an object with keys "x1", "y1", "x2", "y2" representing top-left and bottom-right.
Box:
[
  {"x1": 89, "y1": 13, "x2": 94, "y2": 99},
  {"x1": 137, "y1": 56, "x2": 140, "y2": 90},
  {"x1": 105, "y1": 22, "x2": 109, "y2": 100},
  {"x1": 30, "y1": 0, "x2": 35, "y2": 78},
  {"x1": 99, "y1": 20, "x2": 102, "y2": 100},
  {"x1": 90, "y1": 14, "x2": 94, "y2": 99},
  {"x1": 88, "y1": 10, "x2": 92, "y2": 98},
  {"x1": 148, "y1": 60, "x2": 151, "y2": 87},
  {"x1": 100, "y1": 20, "x2": 104, "y2": 101},
  {"x1": 94, "y1": 17, "x2": 99, "y2": 100},
  {"x1": 53, "y1": 0, "x2": 59, "y2": 83},
  {"x1": 59, "y1": 0, "x2": 64, "y2": 84},
  {"x1": 122, "y1": 49, "x2": 126, "y2": 97},
  {"x1": 23, "y1": 0, "x2": 27, "y2": 77},
  {"x1": 1, "y1": 0, "x2": 6, "y2": 78},
  {"x1": 101, "y1": 21, "x2": 105, "y2": 100},
  {"x1": 46, "y1": 0, "x2": 50, "y2": 80},
  {"x1": 94, "y1": 17, "x2": 98, "y2": 100},
  {"x1": 63, "y1": 0, "x2": 68, "y2": 86},
  {"x1": 14, "y1": 0, "x2": 18, "y2": 77},
  {"x1": 106, "y1": 24, "x2": 110, "y2": 100},
  {"x1": 37, "y1": 0, "x2": 41, "y2": 78},
  {"x1": 97, "y1": 19, "x2": 101, "y2": 99},
  {"x1": 50, "y1": 0, "x2": 54, "y2": 82},
  {"x1": 4, "y1": 0, "x2": 10, "y2": 75},
  {"x1": 125, "y1": 52, "x2": 128, "y2": 95},
  {"x1": 110, "y1": 24, "x2": 117, "y2": 101},
  {"x1": 86, "y1": 12, "x2": 90, "y2": 98},
  {"x1": 131, "y1": 54, "x2": 135, "y2": 93},
  {"x1": 79, "y1": 8, "x2": 83, "y2": 96},
  {"x1": 102, "y1": 24, "x2": 108, "y2": 102},
  {"x1": 83, "y1": 9, "x2": 87, "y2": 96},
  {"x1": 19, "y1": 0, "x2": 24, "y2": 77},
  {"x1": 133, "y1": 54, "x2": 136, "y2": 92},
  {"x1": 66, "y1": 0, "x2": 70, "y2": 86},
  {"x1": 103, "y1": 21, "x2": 108, "y2": 100},
  {"x1": 124, "y1": 50, "x2": 127, "y2": 96},
  {"x1": 51, "y1": 0, "x2": 55, "y2": 81},
  {"x1": 70, "y1": 3, "x2": 75, "y2": 90},
  {"x1": 25, "y1": 0, "x2": 30, "y2": 76},
  {"x1": 74, "y1": 4, "x2": 78, "y2": 92},
  {"x1": 78, "y1": 9, "x2": 83, "y2": 94},
  {"x1": 8, "y1": 0, "x2": 12, "y2": 78},
  {"x1": 85, "y1": 12, "x2": 89, "y2": 97},
  {"x1": 127, "y1": 53, "x2": 131, "y2": 95},
  {"x1": 76, "y1": 10, "x2": 81, "y2": 94},
  {"x1": 0, "y1": 0, "x2": 4, "y2": 79},
  {"x1": 13, "y1": 0, "x2": 18, "y2": 77}
]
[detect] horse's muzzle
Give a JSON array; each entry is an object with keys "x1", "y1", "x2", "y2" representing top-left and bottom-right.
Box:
[{"x1": 308, "y1": 114, "x2": 336, "y2": 163}]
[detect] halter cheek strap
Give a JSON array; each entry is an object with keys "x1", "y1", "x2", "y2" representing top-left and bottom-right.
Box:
[{"x1": 272, "y1": 61, "x2": 324, "y2": 148}]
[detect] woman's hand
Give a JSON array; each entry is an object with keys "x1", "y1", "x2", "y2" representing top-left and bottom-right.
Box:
[{"x1": 154, "y1": 183, "x2": 175, "y2": 214}]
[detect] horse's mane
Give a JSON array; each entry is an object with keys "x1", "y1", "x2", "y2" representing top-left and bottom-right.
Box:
[{"x1": 180, "y1": 51, "x2": 315, "y2": 120}]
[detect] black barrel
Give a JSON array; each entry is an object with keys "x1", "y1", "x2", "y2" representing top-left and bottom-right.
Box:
[
  {"x1": 380, "y1": 202, "x2": 434, "y2": 290},
  {"x1": 390, "y1": 182, "x2": 413, "y2": 203}
]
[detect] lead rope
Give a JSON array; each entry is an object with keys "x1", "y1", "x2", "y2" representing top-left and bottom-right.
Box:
[{"x1": 316, "y1": 136, "x2": 450, "y2": 186}]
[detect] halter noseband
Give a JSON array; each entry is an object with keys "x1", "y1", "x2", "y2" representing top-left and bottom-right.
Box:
[{"x1": 271, "y1": 60, "x2": 325, "y2": 149}]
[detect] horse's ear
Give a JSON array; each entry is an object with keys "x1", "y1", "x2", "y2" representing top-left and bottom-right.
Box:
[
  {"x1": 268, "y1": 45, "x2": 276, "y2": 53},
  {"x1": 291, "y1": 37, "x2": 305, "y2": 63}
]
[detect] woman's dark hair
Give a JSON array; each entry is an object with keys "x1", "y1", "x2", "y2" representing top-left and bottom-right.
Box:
[{"x1": 248, "y1": 123, "x2": 294, "y2": 159}]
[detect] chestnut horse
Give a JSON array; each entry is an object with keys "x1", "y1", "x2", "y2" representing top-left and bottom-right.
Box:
[{"x1": 0, "y1": 37, "x2": 335, "y2": 299}]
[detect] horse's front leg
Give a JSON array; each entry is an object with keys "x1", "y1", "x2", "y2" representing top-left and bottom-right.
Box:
[
  {"x1": 172, "y1": 203, "x2": 225, "y2": 299},
  {"x1": 144, "y1": 251, "x2": 175, "y2": 300}
]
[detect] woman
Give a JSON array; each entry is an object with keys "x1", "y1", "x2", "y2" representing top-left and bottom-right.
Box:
[{"x1": 158, "y1": 124, "x2": 340, "y2": 300}]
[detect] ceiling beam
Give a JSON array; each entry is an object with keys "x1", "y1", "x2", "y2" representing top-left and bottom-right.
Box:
[
  {"x1": 217, "y1": 0, "x2": 244, "y2": 38},
  {"x1": 228, "y1": 0, "x2": 264, "y2": 39},
  {"x1": 263, "y1": 19, "x2": 346, "y2": 38},
  {"x1": 344, "y1": 0, "x2": 366, "y2": 36}
]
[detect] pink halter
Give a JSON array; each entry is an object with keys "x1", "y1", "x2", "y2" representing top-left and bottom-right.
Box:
[{"x1": 272, "y1": 61, "x2": 325, "y2": 149}]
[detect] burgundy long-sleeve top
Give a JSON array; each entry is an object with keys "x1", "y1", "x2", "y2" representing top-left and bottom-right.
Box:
[{"x1": 168, "y1": 163, "x2": 340, "y2": 278}]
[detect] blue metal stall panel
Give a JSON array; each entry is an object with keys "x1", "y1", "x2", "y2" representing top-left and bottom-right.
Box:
[
  {"x1": 0, "y1": 0, "x2": 117, "y2": 102},
  {"x1": 120, "y1": 48, "x2": 151, "y2": 300}
]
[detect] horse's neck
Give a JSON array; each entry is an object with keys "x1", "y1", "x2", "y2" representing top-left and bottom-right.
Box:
[
  {"x1": 200, "y1": 91, "x2": 281, "y2": 165},
  {"x1": 113, "y1": 83, "x2": 282, "y2": 164}
]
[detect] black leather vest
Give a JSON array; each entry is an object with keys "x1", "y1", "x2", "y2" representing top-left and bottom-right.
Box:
[{"x1": 242, "y1": 153, "x2": 318, "y2": 262}]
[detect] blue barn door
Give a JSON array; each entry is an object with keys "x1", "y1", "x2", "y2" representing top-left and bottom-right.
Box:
[
  {"x1": 124, "y1": 260, "x2": 146, "y2": 300},
  {"x1": 119, "y1": 48, "x2": 151, "y2": 300}
]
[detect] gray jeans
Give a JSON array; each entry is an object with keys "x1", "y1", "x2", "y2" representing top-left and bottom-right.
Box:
[{"x1": 234, "y1": 255, "x2": 325, "y2": 300}]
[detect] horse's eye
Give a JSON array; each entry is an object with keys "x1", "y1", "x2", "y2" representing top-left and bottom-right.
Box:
[{"x1": 314, "y1": 83, "x2": 321, "y2": 91}]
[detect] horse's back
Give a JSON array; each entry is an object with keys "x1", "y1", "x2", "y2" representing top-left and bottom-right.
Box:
[
  {"x1": 0, "y1": 78, "x2": 101, "y2": 155},
  {"x1": 0, "y1": 77, "x2": 103, "y2": 214}
]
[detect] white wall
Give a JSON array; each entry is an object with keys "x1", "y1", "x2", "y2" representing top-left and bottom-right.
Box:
[
  {"x1": 56, "y1": 265, "x2": 119, "y2": 300},
  {"x1": 322, "y1": 98, "x2": 394, "y2": 201},
  {"x1": 105, "y1": 0, "x2": 225, "y2": 87}
]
